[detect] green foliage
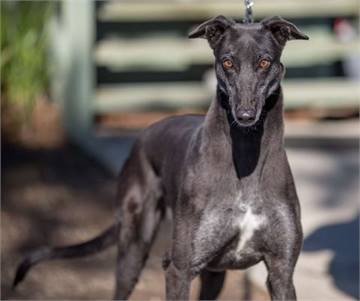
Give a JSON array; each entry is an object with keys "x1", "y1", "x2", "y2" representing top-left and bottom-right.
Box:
[{"x1": 1, "y1": 1, "x2": 55, "y2": 114}]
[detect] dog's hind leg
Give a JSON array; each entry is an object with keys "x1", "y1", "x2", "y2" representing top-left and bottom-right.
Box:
[
  {"x1": 198, "y1": 270, "x2": 226, "y2": 300},
  {"x1": 112, "y1": 145, "x2": 164, "y2": 300},
  {"x1": 113, "y1": 198, "x2": 163, "y2": 300}
]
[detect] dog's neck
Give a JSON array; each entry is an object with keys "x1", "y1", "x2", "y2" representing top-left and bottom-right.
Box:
[{"x1": 202, "y1": 85, "x2": 284, "y2": 179}]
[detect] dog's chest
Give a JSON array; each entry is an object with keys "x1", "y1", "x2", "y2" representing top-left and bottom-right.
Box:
[
  {"x1": 193, "y1": 191, "x2": 266, "y2": 270},
  {"x1": 234, "y1": 204, "x2": 265, "y2": 255},
  {"x1": 219, "y1": 198, "x2": 266, "y2": 269}
]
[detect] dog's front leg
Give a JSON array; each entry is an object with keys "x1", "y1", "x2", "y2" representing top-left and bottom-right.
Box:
[
  {"x1": 264, "y1": 255, "x2": 297, "y2": 301},
  {"x1": 165, "y1": 233, "x2": 194, "y2": 300},
  {"x1": 165, "y1": 203, "x2": 198, "y2": 300},
  {"x1": 165, "y1": 260, "x2": 192, "y2": 300},
  {"x1": 263, "y1": 215, "x2": 302, "y2": 301}
]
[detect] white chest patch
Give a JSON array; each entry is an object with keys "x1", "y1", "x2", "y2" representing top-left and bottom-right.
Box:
[{"x1": 235, "y1": 207, "x2": 265, "y2": 257}]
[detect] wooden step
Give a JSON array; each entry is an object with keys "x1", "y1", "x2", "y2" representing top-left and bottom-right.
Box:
[
  {"x1": 95, "y1": 82, "x2": 210, "y2": 112},
  {"x1": 98, "y1": 0, "x2": 358, "y2": 21},
  {"x1": 95, "y1": 33, "x2": 360, "y2": 70},
  {"x1": 282, "y1": 79, "x2": 360, "y2": 108},
  {"x1": 94, "y1": 79, "x2": 360, "y2": 112},
  {"x1": 284, "y1": 120, "x2": 359, "y2": 139}
]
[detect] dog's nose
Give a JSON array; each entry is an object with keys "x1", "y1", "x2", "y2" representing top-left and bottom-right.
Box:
[{"x1": 237, "y1": 109, "x2": 256, "y2": 121}]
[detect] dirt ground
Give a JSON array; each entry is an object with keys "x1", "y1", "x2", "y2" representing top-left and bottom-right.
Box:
[{"x1": 1, "y1": 142, "x2": 268, "y2": 300}]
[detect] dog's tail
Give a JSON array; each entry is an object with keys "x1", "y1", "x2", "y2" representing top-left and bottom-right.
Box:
[{"x1": 13, "y1": 224, "x2": 118, "y2": 288}]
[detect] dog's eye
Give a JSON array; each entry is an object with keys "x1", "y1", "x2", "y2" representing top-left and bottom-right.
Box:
[
  {"x1": 258, "y1": 59, "x2": 271, "y2": 69},
  {"x1": 222, "y1": 59, "x2": 233, "y2": 70}
]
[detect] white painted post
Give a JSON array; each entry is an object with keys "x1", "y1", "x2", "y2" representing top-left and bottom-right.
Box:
[{"x1": 57, "y1": 0, "x2": 95, "y2": 142}]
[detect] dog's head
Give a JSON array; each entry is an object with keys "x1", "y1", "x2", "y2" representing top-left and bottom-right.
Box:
[{"x1": 189, "y1": 16, "x2": 308, "y2": 127}]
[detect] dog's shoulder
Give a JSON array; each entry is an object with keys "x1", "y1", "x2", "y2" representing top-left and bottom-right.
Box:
[
  {"x1": 139, "y1": 114, "x2": 204, "y2": 146},
  {"x1": 148, "y1": 114, "x2": 205, "y2": 131}
]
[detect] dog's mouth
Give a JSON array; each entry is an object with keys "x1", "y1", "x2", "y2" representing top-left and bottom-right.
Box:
[{"x1": 233, "y1": 118, "x2": 258, "y2": 128}]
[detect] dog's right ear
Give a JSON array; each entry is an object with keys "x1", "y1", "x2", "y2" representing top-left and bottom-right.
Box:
[{"x1": 188, "y1": 15, "x2": 235, "y2": 49}]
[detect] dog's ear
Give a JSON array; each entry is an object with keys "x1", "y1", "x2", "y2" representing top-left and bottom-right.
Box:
[
  {"x1": 261, "y1": 16, "x2": 309, "y2": 46},
  {"x1": 188, "y1": 15, "x2": 235, "y2": 48}
]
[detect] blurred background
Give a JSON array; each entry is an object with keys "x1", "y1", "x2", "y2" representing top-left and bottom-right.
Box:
[{"x1": 1, "y1": 0, "x2": 359, "y2": 300}]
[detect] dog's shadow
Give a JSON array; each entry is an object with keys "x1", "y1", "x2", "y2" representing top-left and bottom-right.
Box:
[{"x1": 303, "y1": 214, "x2": 359, "y2": 299}]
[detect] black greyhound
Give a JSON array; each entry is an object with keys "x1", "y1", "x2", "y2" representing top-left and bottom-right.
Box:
[{"x1": 13, "y1": 16, "x2": 308, "y2": 300}]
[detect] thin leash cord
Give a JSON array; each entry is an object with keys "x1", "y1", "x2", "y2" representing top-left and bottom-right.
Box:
[{"x1": 243, "y1": 0, "x2": 254, "y2": 23}]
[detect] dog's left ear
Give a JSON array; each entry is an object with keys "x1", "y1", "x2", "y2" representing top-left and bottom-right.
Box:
[
  {"x1": 188, "y1": 15, "x2": 235, "y2": 49},
  {"x1": 261, "y1": 16, "x2": 309, "y2": 46}
]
